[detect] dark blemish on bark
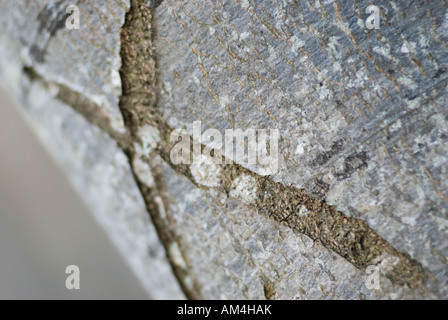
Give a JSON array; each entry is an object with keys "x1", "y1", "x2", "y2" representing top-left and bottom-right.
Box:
[
  {"x1": 36, "y1": 1, "x2": 71, "y2": 36},
  {"x1": 335, "y1": 151, "x2": 368, "y2": 180},
  {"x1": 312, "y1": 139, "x2": 344, "y2": 166},
  {"x1": 309, "y1": 178, "x2": 330, "y2": 198},
  {"x1": 31, "y1": 0, "x2": 73, "y2": 63},
  {"x1": 29, "y1": 45, "x2": 47, "y2": 63},
  {"x1": 22, "y1": 66, "x2": 39, "y2": 80},
  {"x1": 434, "y1": 68, "x2": 446, "y2": 79},
  {"x1": 145, "y1": 0, "x2": 164, "y2": 9}
]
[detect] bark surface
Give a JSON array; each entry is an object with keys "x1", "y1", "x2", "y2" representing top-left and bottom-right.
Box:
[{"x1": 0, "y1": 0, "x2": 447, "y2": 299}]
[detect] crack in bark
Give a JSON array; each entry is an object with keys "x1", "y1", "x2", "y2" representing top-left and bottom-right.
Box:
[
  {"x1": 118, "y1": 0, "x2": 202, "y2": 299},
  {"x1": 116, "y1": 0, "x2": 425, "y2": 290}
]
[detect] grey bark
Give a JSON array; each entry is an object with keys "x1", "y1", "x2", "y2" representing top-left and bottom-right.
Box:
[{"x1": 0, "y1": 0, "x2": 447, "y2": 299}]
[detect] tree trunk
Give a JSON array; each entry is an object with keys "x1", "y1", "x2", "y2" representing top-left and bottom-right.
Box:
[{"x1": 0, "y1": 0, "x2": 447, "y2": 299}]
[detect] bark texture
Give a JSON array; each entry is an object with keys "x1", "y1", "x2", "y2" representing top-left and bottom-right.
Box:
[{"x1": 0, "y1": 0, "x2": 447, "y2": 299}]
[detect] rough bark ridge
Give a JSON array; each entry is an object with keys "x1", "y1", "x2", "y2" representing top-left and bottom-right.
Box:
[{"x1": 0, "y1": 0, "x2": 447, "y2": 299}]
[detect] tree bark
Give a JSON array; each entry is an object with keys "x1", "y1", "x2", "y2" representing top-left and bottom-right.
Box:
[{"x1": 0, "y1": 0, "x2": 447, "y2": 299}]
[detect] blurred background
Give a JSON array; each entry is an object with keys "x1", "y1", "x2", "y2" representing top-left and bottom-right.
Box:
[{"x1": 0, "y1": 84, "x2": 150, "y2": 299}]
